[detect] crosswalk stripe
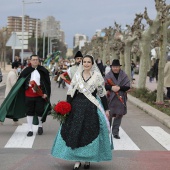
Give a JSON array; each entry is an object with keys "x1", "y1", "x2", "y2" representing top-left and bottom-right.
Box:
[
  {"x1": 113, "y1": 127, "x2": 140, "y2": 150},
  {"x1": 4, "y1": 123, "x2": 38, "y2": 148},
  {"x1": 3, "y1": 124, "x2": 170, "y2": 150},
  {"x1": 142, "y1": 126, "x2": 170, "y2": 151}
]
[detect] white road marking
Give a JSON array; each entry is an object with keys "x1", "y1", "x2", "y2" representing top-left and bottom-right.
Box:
[
  {"x1": 142, "y1": 126, "x2": 170, "y2": 150},
  {"x1": 113, "y1": 127, "x2": 140, "y2": 150},
  {"x1": 4, "y1": 123, "x2": 38, "y2": 148}
]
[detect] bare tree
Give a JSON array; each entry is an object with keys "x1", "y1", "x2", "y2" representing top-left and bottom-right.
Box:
[
  {"x1": 138, "y1": 2, "x2": 164, "y2": 88},
  {"x1": 156, "y1": 1, "x2": 170, "y2": 103}
]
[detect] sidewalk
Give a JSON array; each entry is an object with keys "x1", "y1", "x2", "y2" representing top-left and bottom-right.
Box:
[
  {"x1": 132, "y1": 74, "x2": 157, "y2": 91},
  {"x1": 128, "y1": 74, "x2": 170, "y2": 129}
]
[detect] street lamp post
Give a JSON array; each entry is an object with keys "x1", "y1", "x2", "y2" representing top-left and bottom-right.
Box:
[
  {"x1": 43, "y1": 32, "x2": 45, "y2": 59},
  {"x1": 35, "y1": 19, "x2": 38, "y2": 55},
  {"x1": 42, "y1": 29, "x2": 54, "y2": 58},
  {"x1": 50, "y1": 39, "x2": 57, "y2": 54},
  {"x1": 21, "y1": 0, "x2": 41, "y2": 64},
  {"x1": 48, "y1": 36, "x2": 50, "y2": 55}
]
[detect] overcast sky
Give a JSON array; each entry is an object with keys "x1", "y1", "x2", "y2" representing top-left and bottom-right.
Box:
[{"x1": 1, "y1": 0, "x2": 170, "y2": 48}]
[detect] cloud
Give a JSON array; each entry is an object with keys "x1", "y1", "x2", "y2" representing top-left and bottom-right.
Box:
[{"x1": 1, "y1": 0, "x2": 170, "y2": 48}]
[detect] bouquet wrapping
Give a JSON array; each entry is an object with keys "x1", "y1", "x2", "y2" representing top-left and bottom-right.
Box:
[
  {"x1": 51, "y1": 101, "x2": 71, "y2": 123},
  {"x1": 107, "y1": 78, "x2": 126, "y2": 107},
  {"x1": 62, "y1": 72, "x2": 71, "y2": 84},
  {"x1": 29, "y1": 80, "x2": 43, "y2": 96}
]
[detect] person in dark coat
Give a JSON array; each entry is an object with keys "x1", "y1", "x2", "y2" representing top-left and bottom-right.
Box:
[
  {"x1": 18, "y1": 55, "x2": 51, "y2": 137},
  {"x1": 0, "y1": 68, "x2": 2, "y2": 83},
  {"x1": 96, "y1": 57, "x2": 105, "y2": 76},
  {"x1": 0, "y1": 55, "x2": 51, "y2": 135},
  {"x1": 164, "y1": 55, "x2": 170, "y2": 101},
  {"x1": 153, "y1": 59, "x2": 159, "y2": 82},
  {"x1": 105, "y1": 59, "x2": 130, "y2": 139},
  {"x1": 131, "y1": 60, "x2": 136, "y2": 83},
  {"x1": 148, "y1": 66, "x2": 154, "y2": 83},
  {"x1": 4, "y1": 62, "x2": 21, "y2": 125}
]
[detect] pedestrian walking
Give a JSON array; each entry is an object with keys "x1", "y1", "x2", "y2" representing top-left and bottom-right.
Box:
[
  {"x1": 3, "y1": 62, "x2": 22, "y2": 125},
  {"x1": 0, "y1": 68, "x2": 2, "y2": 83},
  {"x1": 153, "y1": 59, "x2": 159, "y2": 82},
  {"x1": 58, "y1": 64, "x2": 67, "y2": 88},
  {"x1": 0, "y1": 55, "x2": 51, "y2": 137},
  {"x1": 96, "y1": 57, "x2": 105, "y2": 76},
  {"x1": 60, "y1": 51, "x2": 83, "y2": 85},
  {"x1": 164, "y1": 55, "x2": 170, "y2": 102},
  {"x1": 19, "y1": 55, "x2": 51, "y2": 136},
  {"x1": 147, "y1": 66, "x2": 154, "y2": 83},
  {"x1": 131, "y1": 60, "x2": 136, "y2": 83},
  {"x1": 105, "y1": 59, "x2": 130, "y2": 139},
  {"x1": 104, "y1": 60, "x2": 111, "y2": 75},
  {"x1": 51, "y1": 54, "x2": 113, "y2": 170}
]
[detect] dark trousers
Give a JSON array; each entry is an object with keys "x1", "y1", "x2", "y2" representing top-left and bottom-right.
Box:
[
  {"x1": 58, "y1": 77, "x2": 65, "y2": 88},
  {"x1": 110, "y1": 115, "x2": 123, "y2": 136},
  {"x1": 25, "y1": 97, "x2": 45, "y2": 116},
  {"x1": 167, "y1": 87, "x2": 170, "y2": 99}
]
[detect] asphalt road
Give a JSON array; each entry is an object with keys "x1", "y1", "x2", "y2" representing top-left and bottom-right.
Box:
[{"x1": 0, "y1": 80, "x2": 170, "y2": 170}]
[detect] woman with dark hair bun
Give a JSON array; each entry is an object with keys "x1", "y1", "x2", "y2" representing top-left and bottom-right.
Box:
[
  {"x1": 83, "y1": 55, "x2": 94, "y2": 64},
  {"x1": 51, "y1": 55, "x2": 113, "y2": 170}
]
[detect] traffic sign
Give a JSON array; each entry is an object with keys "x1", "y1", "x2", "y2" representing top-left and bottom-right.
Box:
[{"x1": 6, "y1": 32, "x2": 22, "y2": 49}]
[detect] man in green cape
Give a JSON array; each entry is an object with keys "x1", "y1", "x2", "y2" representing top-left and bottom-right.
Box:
[{"x1": 0, "y1": 55, "x2": 51, "y2": 137}]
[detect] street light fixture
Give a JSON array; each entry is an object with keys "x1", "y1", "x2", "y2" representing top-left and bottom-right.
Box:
[{"x1": 21, "y1": 0, "x2": 41, "y2": 64}]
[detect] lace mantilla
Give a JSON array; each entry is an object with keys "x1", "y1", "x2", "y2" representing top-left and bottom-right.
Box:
[{"x1": 67, "y1": 71, "x2": 106, "y2": 98}]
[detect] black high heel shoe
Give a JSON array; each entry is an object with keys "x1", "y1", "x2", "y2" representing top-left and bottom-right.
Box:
[
  {"x1": 73, "y1": 162, "x2": 81, "y2": 170},
  {"x1": 84, "y1": 162, "x2": 90, "y2": 169}
]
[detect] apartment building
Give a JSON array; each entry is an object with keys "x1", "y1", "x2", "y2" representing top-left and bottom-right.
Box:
[{"x1": 7, "y1": 15, "x2": 41, "y2": 38}]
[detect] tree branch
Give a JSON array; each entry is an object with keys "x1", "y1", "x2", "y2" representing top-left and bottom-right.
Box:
[{"x1": 143, "y1": 7, "x2": 153, "y2": 25}]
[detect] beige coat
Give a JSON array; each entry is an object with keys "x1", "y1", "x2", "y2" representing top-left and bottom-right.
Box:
[
  {"x1": 5, "y1": 69, "x2": 18, "y2": 98},
  {"x1": 164, "y1": 61, "x2": 170, "y2": 87}
]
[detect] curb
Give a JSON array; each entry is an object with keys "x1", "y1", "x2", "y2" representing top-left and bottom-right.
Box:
[{"x1": 127, "y1": 94, "x2": 170, "y2": 129}]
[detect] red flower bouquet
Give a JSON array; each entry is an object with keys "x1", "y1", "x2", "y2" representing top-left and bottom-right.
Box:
[
  {"x1": 51, "y1": 101, "x2": 71, "y2": 123},
  {"x1": 62, "y1": 72, "x2": 71, "y2": 84}
]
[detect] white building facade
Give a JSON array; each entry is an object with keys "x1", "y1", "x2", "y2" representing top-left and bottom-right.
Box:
[
  {"x1": 73, "y1": 34, "x2": 88, "y2": 49},
  {"x1": 41, "y1": 16, "x2": 65, "y2": 43}
]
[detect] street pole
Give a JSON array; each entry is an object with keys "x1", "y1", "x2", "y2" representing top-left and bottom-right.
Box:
[
  {"x1": 48, "y1": 36, "x2": 50, "y2": 55},
  {"x1": 3, "y1": 48, "x2": 6, "y2": 71},
  {"x1": 50, "y1": 39, "x2": 52, "y2": 54},
  {"x1": 21, "y1": 0, "x2": 24, "y2": 64},
  {"x1": 43, "y1": 29, "x2": 53, "y2": 58},
  {"x1": 35, "y1": 19, "x2": 38, "y2": 55},
  {"x1": 21, "y1": 0, "x2": 41, "y2": 62},
  {"x1": 43, "y1": 32, "x2": 45, "y2": 58},
  {"x1": 12, "y1": 32, "x2": 16, "y2": 62},
  {"x1": 2, "y1": 28, "x2": 8, "y2": 71}
]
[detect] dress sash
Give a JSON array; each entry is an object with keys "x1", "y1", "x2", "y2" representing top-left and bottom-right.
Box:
[{"x1": 75, "y1": 74, "x2": 110, "y2": 132}]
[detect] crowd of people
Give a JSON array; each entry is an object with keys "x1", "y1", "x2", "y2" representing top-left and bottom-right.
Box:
[{"x1": 0, "y1": 51, "x2": 170, "y2": 169}]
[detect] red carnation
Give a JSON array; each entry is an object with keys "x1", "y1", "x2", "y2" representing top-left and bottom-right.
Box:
[
  {"x1": 54, "y1": 101, "x2": 71, "y2": 115},
  {"x1": 51, "y1": 101, "x2": 71, "y2": 123}
]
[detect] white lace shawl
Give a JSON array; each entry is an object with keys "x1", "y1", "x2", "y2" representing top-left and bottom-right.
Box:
[{"x1": 67, "y1": 70, "x2": 110, "y2": 131}]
